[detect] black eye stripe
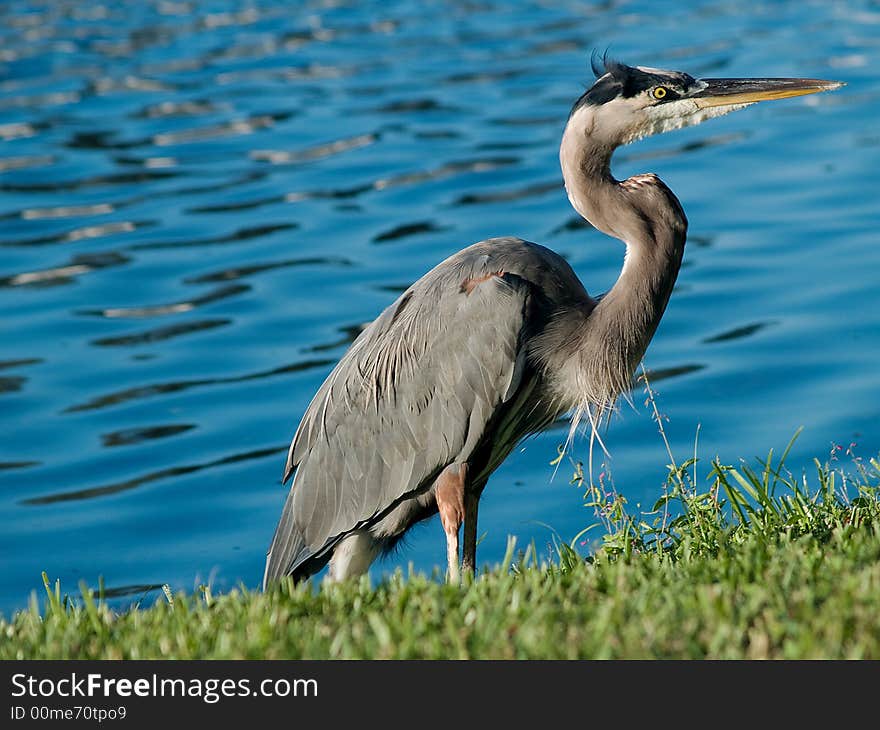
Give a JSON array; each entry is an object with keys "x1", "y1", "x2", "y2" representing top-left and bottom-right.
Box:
[
  {"x1": 623, "y1": 74, "x2": 689, "y2": 99},
  {"x1": 572, "y1": 61, "x2": 697, "y2": 111}
]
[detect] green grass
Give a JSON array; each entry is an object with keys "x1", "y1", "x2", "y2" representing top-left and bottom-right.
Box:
[{"x1": 3, "y1": 441, "x2": 880, "y2": 659}]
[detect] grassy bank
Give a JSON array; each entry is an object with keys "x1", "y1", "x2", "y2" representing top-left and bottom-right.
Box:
[{"x1": 3, "y1": 447, "x2": 880, "y2": 659}]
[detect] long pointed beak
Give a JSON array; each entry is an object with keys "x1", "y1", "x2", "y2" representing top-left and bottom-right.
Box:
[{"x1": 692, "y1": 77, "x2": 844, "y2": 108}]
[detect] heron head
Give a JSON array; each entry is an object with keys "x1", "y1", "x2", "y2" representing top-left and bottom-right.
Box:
[{"x1": 567, "y1": 55, "x2": 843, "y2": 148}]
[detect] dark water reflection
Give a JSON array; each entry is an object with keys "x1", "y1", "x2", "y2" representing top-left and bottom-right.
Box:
[
  {"x1": 22, "y1": 445, "x2": 287, "y2": 507},
  {"x1": 0, "y1": 0, "x2": 877, "y2": 614},
  {"x1": 702, "y1": 321, "x2": 775, "y2": 344}
]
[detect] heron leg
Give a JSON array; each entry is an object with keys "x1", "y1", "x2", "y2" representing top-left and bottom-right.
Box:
[
  {"x1": 326, "y1": 529, "x2": 380, "y2": 583},
  {"x1": 436, "y1": 463, "x2": 466, "y2": 584},
  {"x1": 461, "y1": 490, "x2": 479, "y2": 577}
]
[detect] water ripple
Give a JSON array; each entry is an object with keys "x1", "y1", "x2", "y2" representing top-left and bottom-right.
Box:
[
  {"x1": 63, "y1": 358, "x2": 334, "y2": 413},
  {"x1": 285, "y1": 156, "x2": 520, "y2": 202},
  {"x1": 372, "y1": 98, "x2": 458, "y2": 114},
  {"x1": 0, "y1": 358, "x2": 42, "y2": 371},
  {"x1": 183, "y1": 256, "x2": 354, "y2": 284},
  {"x1": 152, "y1": 114, "x2": 284, "y2": 147},
  {"x1": 250, "y1": 132, "x2": 379, "y2": 165},
  {"x1": 77, "y1": 283, "x2": 249, "y2": 318},
  {"x1": 306, "y1": 324, "x2": 366, "y2": 353},
  {"x1": 0, "y1": 170, "x2": 178, "y2": 194},
  {"x1": 20, "y1": 203, "x2": 115, "y2": 220},
  {"x1": 102, "y1": 424, "x2": 196, "y2": 447},
  {"x1": 21, "y1": 445, "x2": 287, "y2": 506},
  {"x1": 0, "y1": 376, "x2": 26, "y2": 394},
  {"x1": 702, "y1": 322, "x2": 776, "y2": 345},
  {"x1": 638, "y1": 364, "x2": 707, "y2": 383},
  {"x1": 0, "y1": 155, "x2": 55, "y2": 172},
  {"x1": 0, "y1": 461, "x2": 40, "y2": 471},
  {"x1": 372, "y1": 220, "x2": 451, "y2": 243},
  {"x1": 0, "y1": 221, "x2": 146, "y2": 247},
  {"x1": 91, "y1": 318, "x2": 232, "y2": 347},
  {"x1": 0, "y1": 122, "x2": 38, "y2": 140},
  {"x1": 134, "y1": 100, "x2": 220, "y2": 119},
  {"x1": 129, "y1": 223, "x2": 296, "y2": 251},
  {"x1": 453, "y1": 179, "x2": 559, "y2": 206},
  {"x1": 0, "y1": 253, "x2": 131, "y2": 288},
  {"x1": 95, "y1": 583, "x2": 166, "y2": 600}
]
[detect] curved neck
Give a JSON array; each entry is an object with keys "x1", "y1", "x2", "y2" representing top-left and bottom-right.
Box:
[
  {"x1": 560, "y1": 124, "x2": 619, "y2": 237},
  {"x1": 558, "y1": 113, "x2": 688, "y2": 400},
  {"x1": 597, "y1": 221, "x2": 685, "y2": 367}
]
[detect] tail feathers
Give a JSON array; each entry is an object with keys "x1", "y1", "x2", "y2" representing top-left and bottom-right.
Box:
[{"x1": 262, "y1": 493, "x2": 312, "y2": 590}]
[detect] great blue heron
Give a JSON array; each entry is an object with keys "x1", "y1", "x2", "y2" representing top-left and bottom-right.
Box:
[{"x1": 263, "y1": 57, "x2": 841, "y2": 588}]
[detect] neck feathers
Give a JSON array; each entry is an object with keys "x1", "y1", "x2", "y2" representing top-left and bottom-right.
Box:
[{"x1": 555, "y1": 105, "x2": 688, "y2": 415}]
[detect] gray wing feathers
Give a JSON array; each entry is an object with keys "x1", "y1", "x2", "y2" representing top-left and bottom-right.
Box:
[
  {"x1": 263, "y1": 488, "x2": 311, "y2": 586},
  {"x1": 265, "y1": 255, "x2": 534, "y2": 581}
]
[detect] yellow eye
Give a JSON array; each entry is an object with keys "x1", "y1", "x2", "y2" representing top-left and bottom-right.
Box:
[{"x1": 652, "y1": 86, "x2": 668, "y2": 100}]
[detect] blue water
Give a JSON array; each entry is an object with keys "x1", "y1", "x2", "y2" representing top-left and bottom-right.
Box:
[{"x1": 0, "y1": 0, "x2": 877, "y2": 615}]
